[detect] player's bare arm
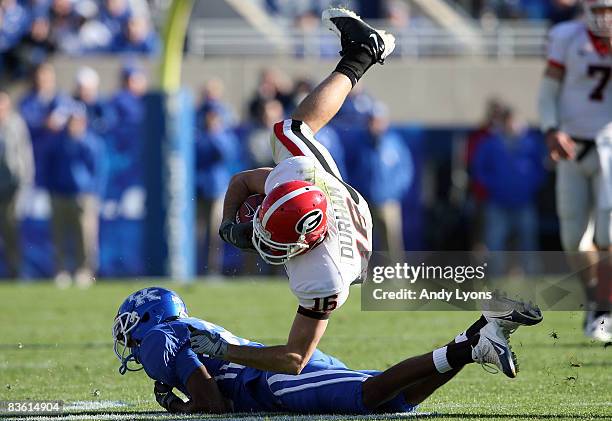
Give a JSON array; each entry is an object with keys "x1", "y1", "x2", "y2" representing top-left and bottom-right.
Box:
[
  {"x1": 221, "y1": 168, "x2": 272, "y2": 222},
  {"x1": 224, "y1": 311, "x2": 328, "y2": 374},
  {"x1": 539, "y1": 63, "x2": 576, "y2": 161},
  {"x1": 218, "y1": 167, "x2": 272, "y2": 250},
  {"x1": 154, "y1": 366, "x2": 229, "y2": 414},
  {"x1": 184, "y1": 365, "x2": 230, "y2": 413},
  {"x1": 190, "y1": 310, "x2": 329, "y2": 374}
]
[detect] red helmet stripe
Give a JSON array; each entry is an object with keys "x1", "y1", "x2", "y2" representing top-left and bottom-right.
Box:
[{"x1": 261, "y1": 186, "x2": 322, "y2": 228}]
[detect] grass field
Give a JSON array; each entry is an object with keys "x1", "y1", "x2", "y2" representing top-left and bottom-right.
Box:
[{"x1": 0, "y1": 280, "x2": 610, "y2": 421}]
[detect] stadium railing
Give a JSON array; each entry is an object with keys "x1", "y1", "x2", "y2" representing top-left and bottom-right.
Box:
[{"x1": 187, "y1": 19, "x2": 549, "y2": 59}]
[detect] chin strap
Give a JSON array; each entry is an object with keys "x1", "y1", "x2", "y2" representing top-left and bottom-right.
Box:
[{"x1": 119, "y1": 353, "x2": 143, "y2": 375}]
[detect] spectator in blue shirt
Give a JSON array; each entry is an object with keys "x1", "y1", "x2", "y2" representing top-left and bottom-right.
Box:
[
  {"x1": 27, "y1": 0, "x2": 52, "y2": 17},
  {"x1": 106, "y1": 63, "x2": 147, "y2": 200},
  {"x1": 349, "y1": 102, "x2": 413, "y2": 261},
  {"x1": 43, "y1": 105, "x2": 105, "y2": 288},
  {"x1": 0, "y1": 0, "x2": 30, "y2": 52},
  {"x1": 195, "y1": 103, "x2": 241, "y2": 275},
  {"x1": 19, "y1": 62, "x2": 72, "y2": 186},
  {"x1": 196, "y1": 78, "x2": 236, "y2": 128},
  {"x1": 99, "y1": 0, "x2": 131, "y2": 40},
  {"x1": 473, "y1": 107, "x2": 546, "y2": 260},
  {"x1": 110, "y1": 15, "x2": 159, "y2": 55},
  {"x1": 12, "y1": 13, "x2": 57, "y2": 77},
  {"x1": 73, "y1": 66, "x2": 116, "y2": 137},
  {"x1": 47, "y1": 0, "x2": 82, "y2": 53},
  {"x1": 0, "y1": 0, "x2": 31, "y2": 80}
]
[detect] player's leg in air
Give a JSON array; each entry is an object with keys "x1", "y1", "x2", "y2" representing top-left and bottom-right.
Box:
[
  {"x1": 291, "y1": 9, "x2": 395, "y2": 135},
  {"x1": 266, "y1": 8, "x2": 396, "y2": 172},
  {"x1": 218, "y1": 7, "x2": 394, "y2": 245}
]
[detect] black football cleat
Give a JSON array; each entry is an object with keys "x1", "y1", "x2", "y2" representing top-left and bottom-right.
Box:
[{"x1": 322, "y1": 8, "x2": 395, "y2": 64}]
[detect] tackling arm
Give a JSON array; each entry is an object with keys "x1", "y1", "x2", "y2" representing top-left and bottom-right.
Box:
[
  {"x1": 190, "y1": 311, "x2": 328, "y2": 375},
  {"x1": 224, "y1": 311, "x2": 328, "y2": 374}
]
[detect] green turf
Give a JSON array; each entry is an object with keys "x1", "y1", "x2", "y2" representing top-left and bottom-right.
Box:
[{"x1": 0, "y1": 280, "x2": 610, "y2": 421}]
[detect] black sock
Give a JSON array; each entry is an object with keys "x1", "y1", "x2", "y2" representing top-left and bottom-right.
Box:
[
  {"x1": 466, "y1": 315, "x2": 488, "y2": 338},
  {"x1": 334, "y1": 48, "x2": 375, "y2": 87},
  {"x1": 447, "y1": 334, "x2": 479, "y2": 368},
  {"x1": 447, "y1": 315, "x2": 487, "y2": 346},
  {"x1": 433, "y1": 334, "x2": 479, "y2": 373}
]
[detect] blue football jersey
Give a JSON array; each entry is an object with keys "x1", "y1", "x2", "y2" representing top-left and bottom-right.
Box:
[
  {"x1": 134, "y1": 317, "x2": 263, "y2": 400},
  {"x1": 133, "y1": 317, "x2": 415, "y2": 414}
]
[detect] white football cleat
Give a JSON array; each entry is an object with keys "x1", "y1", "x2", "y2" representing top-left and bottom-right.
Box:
[
  {"x1": 472, "y1": 321, "x2": 518, "y2": 378},
  {"x1": 483, "y1": 294, "x2": 543, "y2": 334},
  {"x1": 585, "y1": 313, "x2": 612, "y2": 342},
  {"x1": 322, "y1": 7, "x2": 396, "y2": 63}
]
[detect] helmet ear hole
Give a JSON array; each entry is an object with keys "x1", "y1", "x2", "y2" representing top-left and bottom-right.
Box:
[{"x1": 140, "y1": 312, "x2": 150, "y2": 323}]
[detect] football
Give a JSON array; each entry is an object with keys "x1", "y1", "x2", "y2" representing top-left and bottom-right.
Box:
[{"x1": 236, "y1": 194, "x2": 266, "y2": 223}]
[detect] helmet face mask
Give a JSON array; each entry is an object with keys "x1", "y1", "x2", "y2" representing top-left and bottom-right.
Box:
[
  {"x1": 112, "y1": 311, "x2": 142, "y2": 374},
  {"x1": 251, "y1": 180, "x2": 328, "y2": 265},
  {"x1": 112, "y1": 287, "x2": 188, "y2": 375},
  {"x1": 252, "y1": 215, "x2": 310, "y2": 265},
  {"x1": 585, "y1": 0, "x2": 612, "y2": 37}
]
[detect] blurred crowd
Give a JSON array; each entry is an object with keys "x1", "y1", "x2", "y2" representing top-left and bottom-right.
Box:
[
  {"x1": 0, "y1": 60, "x2": 150, "y2": 284},
  {"x1": 0, "y1": 0, "x2": 159, "y2": 81},
  {"x1": 265, "y1": 0, "x2": 581, "y2": 25},
  {"x1": 455, "y1": 0, "x2": 581, "y2": 22},
  {"x1": 0, "y1": 62, "x2": 424, "y2": 282}
]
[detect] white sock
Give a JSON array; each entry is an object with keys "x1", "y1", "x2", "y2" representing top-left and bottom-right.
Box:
[
  {"x1": 432, "y1": 346, "x2": 453, "y2": 373},
  {"x1": 454, "y1": 331, "x2": 468, "y2": 343}
]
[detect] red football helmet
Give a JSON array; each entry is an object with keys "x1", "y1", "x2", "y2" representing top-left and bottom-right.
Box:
[{"x1": 252, "y1": 180, "x2": 328, "y2": 265}]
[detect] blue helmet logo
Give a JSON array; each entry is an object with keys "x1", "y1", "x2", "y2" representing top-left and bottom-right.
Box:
[
  {"x1": 128, "y1": 288, "x2": 162, "y2": 306},
  {"x1": 112, "y1": 287, "x2": 188, "y2": 374}
]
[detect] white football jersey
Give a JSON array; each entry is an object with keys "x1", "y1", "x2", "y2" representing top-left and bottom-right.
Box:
[
  {"x1": 547, "y1": 20, "x2": 612, "y2": 139},
  {"x1": 265, "y1": 119, "x2": 373, "y2": 312}
]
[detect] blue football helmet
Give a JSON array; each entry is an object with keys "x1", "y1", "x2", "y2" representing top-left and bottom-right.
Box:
[{"x1": 112, "y1": 287, "x2": 188, "y2": 374}]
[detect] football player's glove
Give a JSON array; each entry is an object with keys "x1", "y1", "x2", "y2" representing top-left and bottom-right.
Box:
[
  {"x1": 219, "y1": 220, "x2": 255, "y2": 251},
  {"x1": 154, "y1": 381, "x2": 182, "y2": 413},
  {"x1": 189, "y1": 325, "x2": 229, "y2": 358}
]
